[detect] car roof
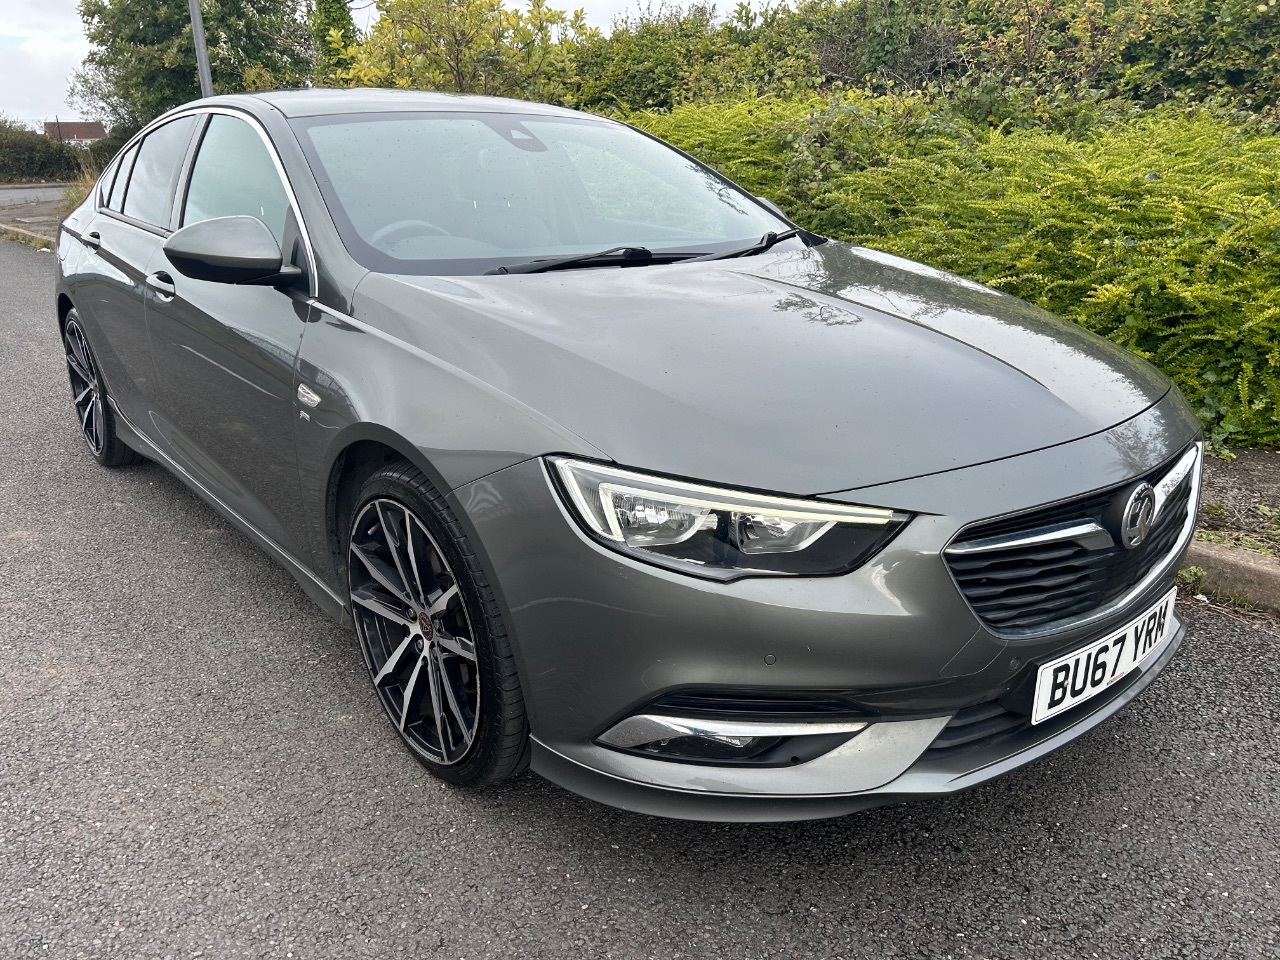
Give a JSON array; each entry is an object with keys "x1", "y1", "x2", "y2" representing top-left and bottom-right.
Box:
[{"x1": 235, "y1": 88, "x2": 596, "y2": 120}]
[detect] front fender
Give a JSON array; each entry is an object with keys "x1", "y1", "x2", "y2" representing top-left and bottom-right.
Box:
[{"x1": 292, "y1": 299, "x2": 606, "y2": 594}]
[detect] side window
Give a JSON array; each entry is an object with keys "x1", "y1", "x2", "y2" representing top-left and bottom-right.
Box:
[
  {"x1": 121, "y1": 116, "x2": 198, "y2": 228},
  {"x1": 106, "y1": 143, "x2": 139, "y2": 212},
  {"x1": 97, "y1": 155, "x2": 119, "y2": 207},
  {"x1": 183, "y1": 115, "x2": 290, "y2": 244}
]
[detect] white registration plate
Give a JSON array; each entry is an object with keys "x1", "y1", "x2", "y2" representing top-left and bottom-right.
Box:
[{"x1": 1031, "y1": 588, "x2": 1178, "y2": 725}]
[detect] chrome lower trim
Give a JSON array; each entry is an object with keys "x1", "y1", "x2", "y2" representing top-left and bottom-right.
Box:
[
  {"x1": 598, "y1": 714, "x2": 868, "y2": 750},
  {"x1": 546, "y1": 716, "x2": 951, "y2": 796}
]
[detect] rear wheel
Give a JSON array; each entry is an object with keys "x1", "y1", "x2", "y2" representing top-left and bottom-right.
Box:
[
  {"x1": 347, "y1": 461, "x2": 529, "y2": 786},
  {"x1": 63, "y1": 310, "x2": 144, "y2": 468}
]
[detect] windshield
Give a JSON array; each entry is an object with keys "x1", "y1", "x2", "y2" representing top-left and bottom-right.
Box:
[{"x1": 290, "y1": 111, "x2": 790, "y2": 276}]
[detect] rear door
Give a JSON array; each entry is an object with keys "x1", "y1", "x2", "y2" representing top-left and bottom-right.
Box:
[
  {"x1": 143, "y1": 111, "x2": 315, "y2": 559},
  {"x1": 72, "y1": 116, "x2": 199, "y2": 418}
]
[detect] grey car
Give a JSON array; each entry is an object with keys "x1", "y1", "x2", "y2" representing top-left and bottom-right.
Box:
[{"x1": 54, "y1": 89, "x2": 1202, "y2": 821}]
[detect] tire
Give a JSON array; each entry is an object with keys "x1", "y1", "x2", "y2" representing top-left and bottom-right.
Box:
[
  {"x1": 346, "y1": 460, "x2": 529, "y2": 786},
  {"x1": 62, "y1": 309, "x2": 145, "y2": 468}
]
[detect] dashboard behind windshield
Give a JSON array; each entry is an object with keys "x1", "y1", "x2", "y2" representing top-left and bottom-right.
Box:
[{"x1": 290, "y1": 110, "x2": 787, "y2": 276}]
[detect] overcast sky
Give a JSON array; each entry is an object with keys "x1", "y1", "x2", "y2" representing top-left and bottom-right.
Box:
[{"x1": 0, "y1": 0, "x2": 645, "y2": 127}]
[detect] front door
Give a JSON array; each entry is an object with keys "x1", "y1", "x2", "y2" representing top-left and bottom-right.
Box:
[{"x1": 144, "y1": 112, "x2": 314, "y2": 559}]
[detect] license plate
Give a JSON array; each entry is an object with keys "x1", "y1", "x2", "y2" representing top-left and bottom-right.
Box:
[{"x1": 1032, "y1": 587, "x2": 1178, "y2": 725}]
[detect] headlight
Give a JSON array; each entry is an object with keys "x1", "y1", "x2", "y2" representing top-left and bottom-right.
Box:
[{"x1": 548, "y1": 457, "x2": 910, "y2": 580}]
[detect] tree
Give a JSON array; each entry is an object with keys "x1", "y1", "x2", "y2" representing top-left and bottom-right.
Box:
[
  {"x1": 338, "y1": 0, "x2": 595, "y2": 103},
  {"x1": 70, "y1": 0, "x2": 314, "y2": 129},
  {"x1": 312, "y1": 0, "x2": 359, "y2": 82}
]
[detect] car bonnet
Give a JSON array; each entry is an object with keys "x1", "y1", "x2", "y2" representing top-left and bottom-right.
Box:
[{"x1": 352, "y1": 242, "x2": 1170, "y2": 496}]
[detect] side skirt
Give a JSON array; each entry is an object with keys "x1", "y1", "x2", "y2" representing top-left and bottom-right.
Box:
[{"x1": 109, "y1": 397, "x2": 348, "y2": 623}]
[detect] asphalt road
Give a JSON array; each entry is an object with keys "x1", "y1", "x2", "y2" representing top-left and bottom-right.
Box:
[
  {"x1": 0, "y1": 185, "x2": 66, "y2": 208},
  {"x1": 1, "y1": 238, "x2": 1277, "y2": 959}
]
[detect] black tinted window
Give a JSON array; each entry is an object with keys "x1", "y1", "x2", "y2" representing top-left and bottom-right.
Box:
[
  {"x1": 121, "y1": 116, "x2": 197, "y2": 227},
  {"x1": 183, "y1": 115, "x2": 289, "y2": 243},
  {"x1": 106, "y1": 144, "x2": 138, "y2": 212},
  {"x1": 98, "y1": 156, "x2": 119, "y2": 207}
]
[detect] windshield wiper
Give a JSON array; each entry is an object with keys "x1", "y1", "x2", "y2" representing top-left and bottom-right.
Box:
[
  {"x1": 683, "y1": 228, "x2": 802, "y2": 264},
  {"x1": 484, "y1": 231, "x2": 801, "y2": 275},
  {"x1": 486, "y1": 246, "x2": 667, "y2": 275}
]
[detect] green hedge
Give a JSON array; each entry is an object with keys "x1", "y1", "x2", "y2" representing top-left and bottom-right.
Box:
[
  {"x1": 572, "y1": 0, "x2": 1280, "y2": 121},
  {"x1": 631, "y1": 98, "x2": 1280, "y2": 447},
  {"x1": 0, "y1": 121, "x2": 81, "y2": 182}
]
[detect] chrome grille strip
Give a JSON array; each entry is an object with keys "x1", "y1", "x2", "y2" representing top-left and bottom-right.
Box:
[
  {"x1": 947, "y1": 443, "x2": 1202, "y2": 558},
  {"x1": 945, "y1": 520, "x2": 1114, "y2": 556},
  {"x1": 944, "y1": 441, "x2": 1203, "y2": 639},
  {"x1": 1153, "y1": 444, "x2": 1199, "y2": 516}
]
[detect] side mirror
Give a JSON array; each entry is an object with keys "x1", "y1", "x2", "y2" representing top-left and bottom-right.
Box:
[
  {"x1": 164, "y1": 216, "x2": 302, "y2": 287},
  {"x1": 755, "y1": 196, "x2": 787, "y2": 219}
]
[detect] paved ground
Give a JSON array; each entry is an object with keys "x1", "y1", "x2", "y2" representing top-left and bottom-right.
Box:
[
  {"x1": 0, "y1": 185, "x2": 67, "y2": 242},
  {"x1": 1, "y1": 238, "x2": 1278, "y2": 959},
  {"x1": 1201, "y1": 450, "x2": 1280, "y2": 557},
  {"x1": 0, "y1": 185, "x2": 67, "y2": 208}
]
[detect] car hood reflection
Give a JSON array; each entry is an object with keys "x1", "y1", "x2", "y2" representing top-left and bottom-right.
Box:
[{"x1": 354, "y1": 241, "x2": 1170, "y2": 495}]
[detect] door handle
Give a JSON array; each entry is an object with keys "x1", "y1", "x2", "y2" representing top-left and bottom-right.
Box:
[
  {"x1": 82, "y1": 230, "x2": 100, "y2": 251},
  {"x1": 145, "y1": 271, "x2": 176, "y2": 300}
]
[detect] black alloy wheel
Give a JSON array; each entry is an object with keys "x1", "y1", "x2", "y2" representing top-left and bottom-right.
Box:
[
  {"x1": 63, "y1": 311, "x2": 143, "y2": 467},
  {"x1": 347, "y1": 463, "x2": 528, "y2": 784},
  {"x1": 64, "y1": 317, "x2": 104, "y2": 456}
]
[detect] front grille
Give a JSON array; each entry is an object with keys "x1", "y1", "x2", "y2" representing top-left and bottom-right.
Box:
[
  {"x1": 646, "y1": 689, "x2": 868, "y2": 721},
  {"x1": 945, "y1": 446, "x2": 1198, "y2": 634},
  {"x1": 927, "y1": 658, "x2": 1150, "y2": 756},
  {"x1": 927, "y1": 702, "x2": 1028, "y2": 755}
]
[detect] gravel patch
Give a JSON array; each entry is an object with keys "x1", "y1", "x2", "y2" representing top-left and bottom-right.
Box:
[{"x1": 1200, "y1": 449, "x2": 1280, "y2": 556}]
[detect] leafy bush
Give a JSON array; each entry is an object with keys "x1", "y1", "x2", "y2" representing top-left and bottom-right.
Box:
[
  {"x1": 0, "y1": 117, "x2": 81, "y2": 182},
  {"x1": 565, "y1": 0, "x2": 1280, "y2": 120},
  {"x1": 337, "y1": 0, "x2": 594, "y2": 104},
  {"x1": 572, "y1": 3, "x2": 820, "y2": 111},
  {"x1": 632, "y1": 100, "x2": 1280, "y2": 446},
  {"x1": 1120, "y1": 0, "x2": 1280, "y2": 115},
  {"x1": 87, "y1": 127, "x2": 133, "y2": 170}
]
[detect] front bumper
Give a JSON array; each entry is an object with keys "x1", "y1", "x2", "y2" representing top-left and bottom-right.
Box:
[
  {"x1": 530, "y1": 617, "x2": 1185, "y2": 821},
  {"x1": 447, "y1": 390, "x2": 1201, "y2": 821}
]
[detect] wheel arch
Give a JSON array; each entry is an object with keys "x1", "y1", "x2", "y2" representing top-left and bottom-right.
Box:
[
  {"x1": 57, "y1": 293, "x2": 74, "y2": 331},
  {"x1": 321, "y1": 425, "x2": 540, "y2": 731},
  {"x1": 324, "y1": 428, "x2": 446, "y2": 589},
  {"x1": 320, "y1": 423, "x2": 522, "y2": 600}
]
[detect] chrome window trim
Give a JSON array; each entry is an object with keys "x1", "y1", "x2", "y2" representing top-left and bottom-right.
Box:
[
  {"x1": 95, "y1": 105, "x2": 319, "y2": 297},
  {"x1": 95, "y1": 129, "x2": 146, "y2": 215},
  {"x1": 94, "y1": 210, "x2": 169, "y2": 238},
  {"x1": 115, "y1": 114, "x2": 201, "y2": 230},
  {"x1": 97, "y1": 150, "x2": 124, "y2": 208},
  {"x1": 100, "y1": 141, "x2": 141, "y2": 214},
  {"x1": 944, "y1": 441, "x2": 1203, "y2": 640}
]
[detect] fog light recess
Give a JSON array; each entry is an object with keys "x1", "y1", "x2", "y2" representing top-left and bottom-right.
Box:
[{"x1": 596, "y1": 714, "x2": 867, "y2": 767}]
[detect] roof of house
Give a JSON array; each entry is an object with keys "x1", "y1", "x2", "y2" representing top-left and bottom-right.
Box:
[{"x1": 44, "y1": 121, "x2": 107, "y2": 141}]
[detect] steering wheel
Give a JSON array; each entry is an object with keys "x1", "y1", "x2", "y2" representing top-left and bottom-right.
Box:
[{"x1": 369, "y1": 219, "x2": 450, "y2": 248}]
